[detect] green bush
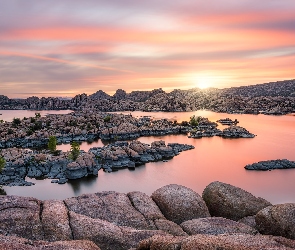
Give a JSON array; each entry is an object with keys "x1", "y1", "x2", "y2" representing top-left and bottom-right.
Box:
[{"x1": 12, "y1": 117, "x2": 21, "y2": 126}]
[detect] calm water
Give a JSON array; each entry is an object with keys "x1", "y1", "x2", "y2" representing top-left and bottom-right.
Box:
[{"x1": 3, "y1": 110, "x2": 295, "y2": 204}]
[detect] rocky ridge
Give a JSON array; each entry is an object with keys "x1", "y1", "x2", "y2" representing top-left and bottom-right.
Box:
[
  {"x1": 0, "y1": 140, "x2": 194, "y2": 186},
  {"x1": 0, "y1": 181, "x2": 295, "y2": 249},
  {"x1": 1, "y1": 79, "x2": 295, "y2": 115}
]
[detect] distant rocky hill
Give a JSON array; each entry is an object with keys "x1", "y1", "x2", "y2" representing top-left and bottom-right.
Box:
[{"x1": 1, "y1": 79, "x2": 295, "y2": 115}]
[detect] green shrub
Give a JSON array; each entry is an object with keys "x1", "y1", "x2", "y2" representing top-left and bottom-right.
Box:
[
  {"x1": 48, "y1": 136, "x2": 57, "y2": 153},
  {"x1": 69, "y1": 141, "x2": 80, "y2": 161}
]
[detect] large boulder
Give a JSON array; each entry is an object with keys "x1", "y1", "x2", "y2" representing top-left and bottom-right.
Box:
[
  {"x1": 41, "y1": 200, "x2": 73, "y2": 241},
  {"x1": 0, "y1": 234, "x2": 100, "y2": 250},
  {"x1": 69, "y1": 211, "x2": 167, "y2": 250},
  {"x1": 137, "y1": 234, "x2": 295, "y2": 250},
  {"x1": 256, "y1": 203, "x2": 295, "y2": 240},
  {"x1": 180, "y1": 217, "x2": 258, "y2": 235},
  {"x1": 202, "y1": 181, "x2": 271, "y2": 221},
  {"x1": 0, "y1": 196, "x2": 44, "y2": 240},
  {"x1": 65, "y1": 192, "x2": 151, "y2": 229},
  {"x1": 151, "y1": 184, "x2": 210, "y2": 224}
]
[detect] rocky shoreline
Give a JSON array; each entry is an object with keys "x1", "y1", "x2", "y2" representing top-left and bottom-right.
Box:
[
  {"x1": 245, "y1": 159, "x2": 295, "y2": 171},
  {"x1": 0, "y1": 181, "x2": 295, "y2": 249},
  {"x1": 0, "y1": 111, "x2": 256, "y2": 149},
  {"x1": 0, "y1": 140, "x2": 194, "y2": 186}
]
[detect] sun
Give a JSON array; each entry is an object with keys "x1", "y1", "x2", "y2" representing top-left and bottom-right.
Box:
[
  {"x1": 198, "y1": 81, "x2": 209, "y2": 89},
  {"x1": 197, "y1": 76, "x2": 211, "y2": 89}
]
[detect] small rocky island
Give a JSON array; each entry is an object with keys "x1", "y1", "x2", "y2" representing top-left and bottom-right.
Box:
[
  {"x1": 188, "y1": 117, "x2": 255, "y2": 139},
  {"x1": 0, "y1": 181, "x2": 295, "y2": 249},
  {"x1": 0, "y1": 140, "x2": 194, "y2": 186},
  {"x1": 245, "y1": 159, "x2": 295, "y2": 171}
]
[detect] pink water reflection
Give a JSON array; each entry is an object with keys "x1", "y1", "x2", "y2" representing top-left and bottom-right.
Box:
[{"x1": 5, "y1": 111, "x2": 295, "y2": 203}]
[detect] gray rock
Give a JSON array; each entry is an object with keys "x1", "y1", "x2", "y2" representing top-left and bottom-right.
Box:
[
  {"x1": 65, "y1": 192, "x2": 151, "y2": 229},
  {"x1": 256, "y1": 203, "x2": 295, "y2": 240},
  {"x1": 0, "y1": 196, "x2": 44, "y2": 240},
  {"x1": 65, "y1": 166, "x2": 88, "y2": 179},
  {"x1": 180, "y1": 217, "x2": 258, "y2": 235},
  {"x1": 202, "y1": 181, "x2": 272, "y2": 221},
  {"x1": 151, "y1": 184, "x2": 210, "y2": 224},
  {"x1": 41, "y1": 200, "x2": 73, "y2": 241}
]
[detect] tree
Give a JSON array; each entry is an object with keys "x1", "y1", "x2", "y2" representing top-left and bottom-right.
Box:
[
  {"x1": 104, "y1": 115, "x2": 111, "y2": 123},
  {"x1": 48, "y1": 136, "x2": 57, "y2": 153},
  {"x1": 189, "y1": 115, "x2": 201, "y2": 127},
  {"x1": 35, "y1": 112, "x2": 41, "y2": 118},
  {"x1": 0, "y1": 156, "x2": 5, "y2": 173},
  {"x1": 12, "y1": 117, "x2": 21, "y2": 126},
  {"x1": 69, "y1": 142, "x2": 80, "y2": 161}
]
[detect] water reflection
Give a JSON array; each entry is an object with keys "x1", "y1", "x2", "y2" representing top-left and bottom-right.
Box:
[{"x1": 3, "y1": 111, "x2": 295, "y2": 204}]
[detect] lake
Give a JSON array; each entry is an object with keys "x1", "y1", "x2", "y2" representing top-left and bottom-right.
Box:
[{"x1": 2, "y1": 110, "x2": 295, "y2": 204}]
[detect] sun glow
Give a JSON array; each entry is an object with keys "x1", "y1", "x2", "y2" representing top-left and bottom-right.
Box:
[{"x1": 196, "y1": 75, "x2": 213, "y2": 89}]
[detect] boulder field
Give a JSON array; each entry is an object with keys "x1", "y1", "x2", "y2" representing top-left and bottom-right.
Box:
[{"x1": 0, "y1": 181, "x2": 295, "y2": 249}]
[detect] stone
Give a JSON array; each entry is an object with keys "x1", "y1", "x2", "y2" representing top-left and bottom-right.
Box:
[
  {"x1": 65, "y1": 192, "x2": 151, "y2": 229},
  {"x1": 0, "y1": 196, "x2": 44, "y2": 240},
  {"x1": 137, "y1": 234, "x2": 295, "y2": 250},
  {"x1": 239, "y1": 216, "x2": 257, "y2": 229},
  {"x1": 255, "y1": 203, "x2": 295, "y2": 240},
  {"x1": 151, "y1": 184, "x2": 210, "y2": 224},
  {"x1": 154, "y1": 219, "x2": 188, "y2": 236},
  {"x1": 202, "y1": 181, "x2": 272, "y2": 220},
  {"x1": 127, "y1": 191, "x2": 165, "y2": 221},
  {"x1": 41, "y1": 200, "x2": 72, "y2": 241},
  {"x1": 69, "y1": 211, "x2": 167, "y2": 250},
  {"x1": 0, "y1": 234, "x2": 100, "y2": 250},
  {"x1": 180, "y1": 217, "x2": 258, "y2": 235}
]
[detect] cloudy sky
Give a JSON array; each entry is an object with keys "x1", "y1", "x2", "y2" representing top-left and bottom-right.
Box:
[{"x1": 1, "y1": 0, "x2": 295, "y2": 98}]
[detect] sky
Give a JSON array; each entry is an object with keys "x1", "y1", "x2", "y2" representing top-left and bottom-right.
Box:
[{"x1": 0, "y1": 0, "x2": 295, "y2": 98}]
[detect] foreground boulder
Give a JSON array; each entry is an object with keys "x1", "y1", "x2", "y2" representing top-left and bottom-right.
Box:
[
  {"x1": 180, "y1": 217, "x2": 258, "y2": 235},
  {"x1": 256, "y1": 203, "x2": 295, "y2": 240},
  {"x1": 69, "y1": 211, "x2": 167, "y2": 250},
  {"x1": 137, "y1": 234, "x2": 295, "y2": 250},
  {"x1": 151, "y1": 184, "x2": 210, "y2": 224},
  {"x1": 202, "y1": 181, "x2": 272, "y2": 220},
  {"x1": 65, "y1": 191, "x2": 151, "y2": 230},
  {"x1": 0, "y1": 234, "x2": 100, "y2": 250},
  {"x1": 0, "y1": 196, "x2": 44, "y2": 240}
]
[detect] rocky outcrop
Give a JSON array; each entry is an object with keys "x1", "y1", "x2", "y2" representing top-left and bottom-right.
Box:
[
  {"x1": 221, "y1": 125, "x2": 255, "y2": 138},
  {"x1": 202, "y1": 181, "x2": 272, "y2": 220},
  {"x1": 137, "y1": 234, "x2": 295, "y2": 250},
  {"x1": 1, "y1": 182, "x2": 295, "y2": 249},
  {"x1": 256, "y1": 203, "x2": 295, "y2": 240},
  {"x1": 151, "y1": 184, "x2": 210, "y2": 224},
  {"x1": 0, "y1": 141, "x2": 194, "y2": 186},
  {"x1": 245, "y1": 159, "x2": 295, "y2": 170},
  {"x1": 180, "y1": 217, "x2": 258, "y2": 235}
]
